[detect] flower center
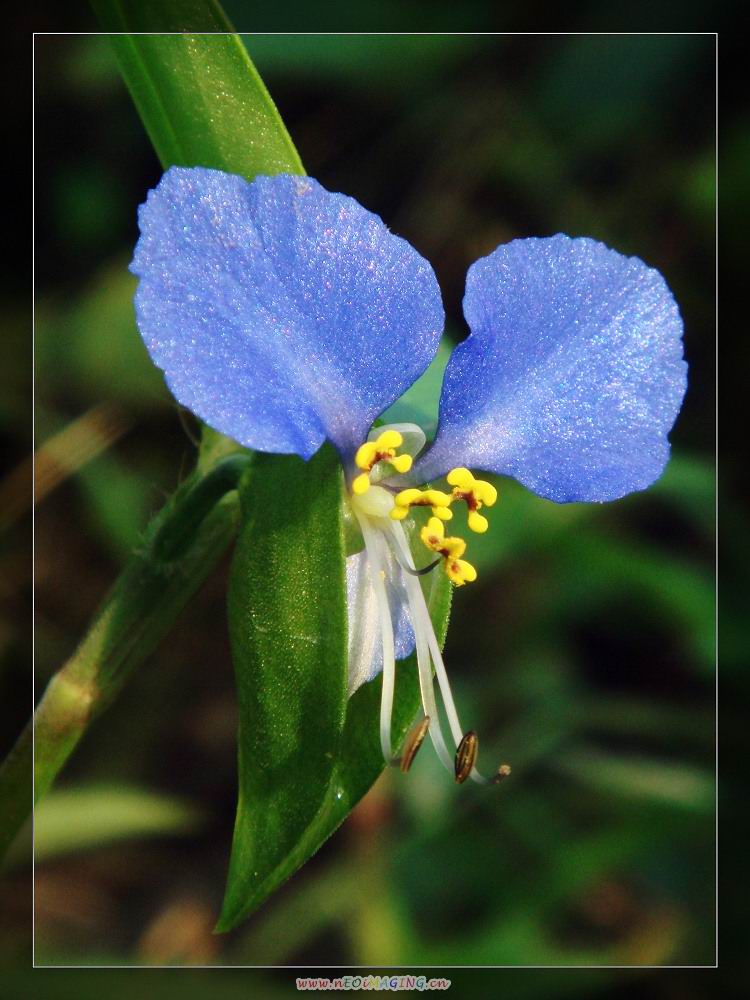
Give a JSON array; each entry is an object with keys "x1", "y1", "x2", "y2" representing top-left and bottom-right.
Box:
[{"x1": 348, "y1": 423, "x2": 509, "y2": 786}]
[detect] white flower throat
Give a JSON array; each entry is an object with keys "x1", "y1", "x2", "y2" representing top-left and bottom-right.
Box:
[{"x1": 348, "y1": 423, "x2": 510, "y2": 786}]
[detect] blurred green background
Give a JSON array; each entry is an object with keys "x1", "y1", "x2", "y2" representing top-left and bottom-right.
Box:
[{"x1": 14, "y1": 28, "x2": 718, "y2": 984}]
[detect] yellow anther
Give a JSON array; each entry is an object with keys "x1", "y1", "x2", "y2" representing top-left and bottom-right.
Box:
[
  {"x1": 391, "y1": 453, "x2": 413, "y2": 474},
  {"x1": 420, "y1": 516, "x2": 477, "y2": 586},
  {"x1": 354, "y1": 429, "x2": 411, "y2": 482},
  {"x1": 375, "y1": 429, "x2": 403, "y2": 451},
  {"x1": 355, "y1": 431, "x2": 403, "y2": 470},
  {"x1": 391, "y1": 488, "x2": 453, "y2": 522},
  {"x1": 420, "y1": 516, "x2": 445, "y2": 549},
  {"x1": 432, "y1": 505, "x2": 453, "y2": 522},
  {"x1": 446, "y1": 467, "x2": 498, "y2": 533},
  {"x1": 446, "y1": 467, "x2": 475, "y2": 491},
  {"x1": 355, "y1": 442, "x2": 380, "y2": 471},
  {"x1": 445, "y1": 558, "x2": 478, "y2": 587},
  {"x1": 352, "y1": 472, "x2": 371, "y2": 495},
  {"x1": 395, "y1": 488, "x2": 422, "y2": 507},
  {"x1": 476, "y1": 481, "x2": 498, "y2": 506},
  {"x1": 467, "y1": 510, "x2": 489, "y2": 534},
  {"x1": 420, "y1": 517, "x2": 466, "y2": 560}
]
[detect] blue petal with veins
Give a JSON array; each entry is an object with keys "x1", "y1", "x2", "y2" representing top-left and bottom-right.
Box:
[
  {"x1": 131, "y1": 168, "x2": 444, "y2": 462},
  {"x1": 416, "y1": 235, "x2": 686, "y2": 502}
]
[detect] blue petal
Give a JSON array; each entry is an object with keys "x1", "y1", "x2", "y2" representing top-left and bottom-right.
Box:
[
  {"x1": 131, "y1": 168, "x2": 444, "y2": 460},
  {"x1": 346, "y1": 547, "x2": 415, "y2": 696},
  {"x1": 416, "y1": 235, "x2": 687, "y2": 502}
]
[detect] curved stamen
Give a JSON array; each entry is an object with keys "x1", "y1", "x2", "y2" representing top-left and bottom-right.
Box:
[
  {"x1": 422, "y1": 611, "x2": 500, "y2": 786},
  {"x1": 385, "y1": 522, "x2": 456, "y2": 773},
  {"x1": 356, "y1": 513, "x2": 398, "y2": 764},
  {"x1": 388, "y1": 520, "x2": 507, "y2": 787},
  {"x1": 390, "y1": 545, "x2": 442, "y2": 577},
  {"x1": 386, "y1": 525, "x2": 455, "y2": 772},
  {"x1": 405, "y1": 572, "x2": 456, "y2": 774}
]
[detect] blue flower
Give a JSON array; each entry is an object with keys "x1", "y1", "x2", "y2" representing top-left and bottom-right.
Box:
[{"x1": 131, "y1": 167, "x2": 687, "y2": 784}]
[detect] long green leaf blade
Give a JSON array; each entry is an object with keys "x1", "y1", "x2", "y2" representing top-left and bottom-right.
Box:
[
  {"x1": 91, "y1": 0, "x2": 234, "y2": 32},
  {"x1": 32, "y1": 785, "x2": 204, "y2": 863},
  {"x1": 91, "y1": 7, "x2": 304, "y2": 178},
  {"x1": 219, "y1": 446, "x2": 348, "y2": 931}
]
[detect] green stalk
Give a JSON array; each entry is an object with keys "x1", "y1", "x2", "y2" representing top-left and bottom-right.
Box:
[
  {"x1": 0, "y1": 456, "x2": 251, "y2": 859},
  {"x1": 0, "y1": 719, "x2": 32, "y2": 861}
]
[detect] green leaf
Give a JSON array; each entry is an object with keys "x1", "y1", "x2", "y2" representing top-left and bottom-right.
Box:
[
  {"x1": 552, "y1": 747, "x2": 715, "y2": 814},
  {"x1": 219, "y1": 446, "x2": 348, "y2": 931},
  {"x1": 91, "y1": 11, "x2": 304, "y2": 180},
  {"x1": 218, "y1": 456, "x2": 451, "y2": 930},
  {"x1": 91, "y1": 0, "x2": 234, "y2": 32},
  {"x1": 30, "y1": 784, "x2": 203, "y2": 865}
]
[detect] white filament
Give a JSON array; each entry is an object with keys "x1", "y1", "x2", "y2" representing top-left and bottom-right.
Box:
[
  {"x1": 356, "y1": 513, "x2": 397, "y2": 763},
  {"x1": 387, "y1": 520, "x2": 463, "y2": 742},
  {"x1": 397, "y1": 552, "x2": 455, "y2": 773}
]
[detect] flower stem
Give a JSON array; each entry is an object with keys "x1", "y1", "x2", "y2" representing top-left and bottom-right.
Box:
[{"x1": 0, "y1": 452, "x2": 252, "y2": 861}]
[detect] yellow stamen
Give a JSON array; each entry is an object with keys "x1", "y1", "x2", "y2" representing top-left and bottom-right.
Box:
[
  {"x1": 374, "y1": 429, "x2": 402, "y2": 451},
  {"x1": 445, "y1": 558, "x2": 477, "y2": 586},
  {"x1": 391, "y1": 487, "x2": 453, "y2": 522},
  {"x1": 353, "y1": 429, "x2": 413, "y2": 493},
  {"x1": 419, "y1": 516, "x2": 476, "y2": 584},
  {"x1": 355, "y1": 430, "x2": 402, "y2": 470},
  {"x1": 351, "y1": 436, "x2": 483, "y2": 590},
  {"x1": 420, "y1": 517, "x2": 465, "y2": 557},
  {"x1": 390, "y1": 453, "x2": 413, "y2": 474},
  {"x1": 467, "y1": 510, "x2": 489, "y2": 534},
  {"x1": 447, "y1": 467, "x2": 498, "y2": 533}
]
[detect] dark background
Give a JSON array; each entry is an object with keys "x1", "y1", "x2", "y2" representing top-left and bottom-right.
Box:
[{"x1": 9, "y1": 21, "x2": 722, "y2": 994}]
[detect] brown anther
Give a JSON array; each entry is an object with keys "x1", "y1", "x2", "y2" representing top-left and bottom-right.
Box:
[
  {"x1": 454, "y1": 730, "x2": 478, "y2": 784},
  {"x1": 492, "y1": 763, "x2": 512, "y2": 784},
  {"x1": 399, "y1": 716, "x2": 431, "y2": 774}
]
